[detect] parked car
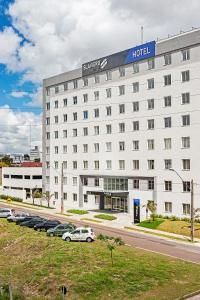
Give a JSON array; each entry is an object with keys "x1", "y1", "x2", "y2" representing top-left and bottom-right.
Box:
[
  {"x1": 34, "y1": 220, "x2": 61, "y2": 231},
  {"x1": 47, "y1": 223, "x2": 76, "y2": 237},
  {"x1": 16, "y1": 215, "x2": 40, "y2": 225},
  {"x1": 20, "y1": 217, "x2": 46, "y2": 228},
  {"x1": 0, "y1": 208, "x2": 15, "y2": 218},
  {"x1": 62, "y1": 227, "x2": 95, "y2": 242},
  {"x1": 7, "y1": 212, "x2": 29, "y2": 222}
]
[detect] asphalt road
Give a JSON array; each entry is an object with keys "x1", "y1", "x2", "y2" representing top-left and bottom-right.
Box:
[{"x1": 1, "y1": 202, "x2": 200, "y2": 265}]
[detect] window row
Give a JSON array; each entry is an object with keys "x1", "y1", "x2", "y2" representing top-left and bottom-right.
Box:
[{"x1": 164, "y1": 202, "x2": 190, "y2": 215}]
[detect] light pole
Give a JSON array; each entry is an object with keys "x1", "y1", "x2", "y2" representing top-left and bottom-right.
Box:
[{"x1": 169, "y1": 168, "x2": 194, "y2": 242}]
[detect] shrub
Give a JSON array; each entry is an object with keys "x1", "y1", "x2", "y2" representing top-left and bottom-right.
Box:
[
  {"x1": 94, "y1": 214, "x2": 117, "y2": 221},
  {"x1": 0, "y1": 195, "x2": 23, "y2": 202},
  {"x1": 67, "y1": 209, "x2": 88, "y2": 215},
  {"x1": 170, "y1": 216, "x2": 180, "y2": 221}
]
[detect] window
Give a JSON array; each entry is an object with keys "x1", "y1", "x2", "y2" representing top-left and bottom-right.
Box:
[
  {"x1": 55, "y1": 86, "x2": 59, "y2": 94},
  {"x1": 106, "y1": 70, "x2": 112, "y2": 80},
  {"x1": 164, "y1": 117, "x2": 171, "y2": 128},
  {"x1": 106, "y1": 160, "x2": 112, "y2": 170},
  {"x1": 182, "y1": 70, "x2": 190, "y2": 82},
  {"x1": 133, "y1": 82, "x2": 139, "y2": 93},
  {"x1": 63, "y1": 145, "x2": 67, "y2": 153},
  {"x1": 46, "y1": 146, "x2": 49, "y2": 154},
  {"x1": 54, "y1": 100, "x2": 58, "y2": 108},
  {"x1": 83, "y1": 93, "x2": 88, "y2": 103},
  {"x1": 54, "y1": 146, "x2": 58, "y2": 154},
  {"x1": 83, "y1": 127, "x2": 88, "y2": 136},
  {"x1": 73, "y1": 96, "x2": 77, "y2": 105},
  {"x1": 119, "y1": 66, "x2": 125, "y2": 77},
  {"x1": 165, "y1": 202, "x2": 172, "y2": 213},
  {"x1": 73, "y1": 161, "x2": 77, "y2": 169},
  {"x1": 133, "y1": 140, "x2": 139, "y2": 150},
  {"x1": 119, "y1": 104, "x2": 125, "y2": 114},
  {"x1": 182, "y1": 159, "x2": 190, "y2": 170},
  {"x1": 148, "y1": 139, "x2": 154, "y2": 150},
  {"x1": 104, "y1": 177, "x2": 128, "y2": 191},
  {"x1": 106, "y1": 88, "x2": 111, "y2": 98},
  {"x1": 133, "y1": 121, "x2": 139, "y2": 131},
  {"x1": 95, "y1": 178, "x2": 99, "y2": 186},
  {"x1": 147, "y1": 78, "x2": 154, "y2": 89},
  {"x1": 94, "y1": 108, "x2": 99, "y2": 118},
  {"x1": 83, "y1": 110, "x2": 88, "y2": 119},
  {"x1": 106, "y1": 106, "x2": 112, "y2": 116},
  {"x1": 133, "y1": 63, "x2": 139, "y2": 73},
  {"x1": 148, "y1": 119, "x2": 154, "y2": 130},
  {"x1": 148, "y1": 179, "x2": 154, "y2": 190},
  {"x1": 73, "y1": 80, "x2": 78, "y2": 89},
  {"x1": 164, "y1": 138, "x2": 171, "y2": 149},
  {"x1": 54, "y1": 161, "x2": 58, "y2": 169},
  {"x1": 182, "y1": 115, "x2": 190, "y2": 126},
  {"x1": 63, "y1": 98, "x2": 67, "y2": 107},
  {"x1": 119, "y1": 141, "x2": 125, "y2": 151},
  {"x1": 46, "y1": 117, "x2": 50, "y2": 125},
  {"x1": 83, "y1": 77, "x2": 88, "y2": 86},
  {"x1": 63, "y1": 193, "x2": 67, "y2": 200},
  {"x1": 148, "y1": 58, "x2": 155, "y2": 70},
  {"x1": 63, "y1": 130, "x2": 67, "y2": 138},
  {"x1": 183, "y1": 181, "x2": 190, "y2": 192},
  {"x1": 164, "y1": 159, "x2": 172, "y2": 169},
  {"x1": 83, "y1": 177, "x2": 88, "y2": 186},
  {"x1": 54, "y1": 192, "x2": 58, "y2": 199},
  {"x1": 183, "y1": 203, "x2": 190, "y2": 215},
  {"x1": 73, "y1": 193, "x2": 77, "y2": 201},
  {"x1": 46, "y1": 102, "x2": 50, "y2": 110},
  {"x1": 106, "y1": 124, "x2": 112, "y2": 134},
  {"x1": 165, "y1": 181, "x2": 172, "y2": 191},
  {"x1": 94, "y1": 126, "x2": 99, "y2": 135},
  {"x1": 63, "y1": 161, "x2": 67, "y2": 169},
  {"x1": 73, "y1": 128, "x2": 77, "y2": 137},
  {"x1": 119, "y1": 160, "x2": 125, "y2": 170},
  {"x1": 119, "y1": 123, "x2": 125, "y2": 133},
  {"x1": 182, "y1": 137, "x2": 190, "y2": 149},
  {"x1": 164, "y1": 53, "x2": 171, "y2": 65},
  {"x1": 54, "y1": 131, "x2": 58, "y2": 139},
  {"x1": 83, "y1": 160, "x2": 88, "y2": 169},
  {"x1": 182, "y1": 49, "x2": 190, "y2": 61},
  {"x1": 63, "y1": 114, "x2": 68, "y2": 122},
  {"x1": 64, "y1": 82, "x2": 68, "y2": 91},
  {"x1": 94, "y1": 143, "x2": 99, "y2": 152},
  {"x1": 94, "y1": 160, "x2": 99, "y2": 170},
  {"x1": 182, "y1": 92, "x2": 190, "y2": 104},
  {"x1": 119, "y1": 85, "x2": 125, "y2": 95},
  {"x1": 54, "y1": 176, "x2": 58, "y2": 184},
  {"x1": 73, "y1": 144, "x2": 77, "y2": 153},
  {"x1": 94, "y1": 91, "x2": 99, "y2": 101},
  {"x1": 133, "y1": 160, "x2": 139, "y2": 170},
  {"x1": 106, "y1": 142, "x2": 112, "y2": 152},
  {"x1": 147, "y1": 99, "x2": 154, "y2": 110},
  {"x1": 46, "y1": 87, "x2": 50, "y2": 96},
  {"x1": 133, "y1": 101, "x2": 139, "y2": 112},
  {"x1": 164, "y1": 74, "x2": 171, "y2": 86},
  {"x1": 84, "y1": 194, "x2": 88, "y2": 203},
  {"x1": 73, "y1": 112, "x2": 77, "y2": 121},
  {"x1": 83, "y1": 144, "x2": 88, "y2": 153},
  {"x1": 133, "y1": 179, "x2": 139, "y2": 189},
  {"x1": 164, "y1": 96, "x2": 171, "y2": 107},
  {"x1": 148, "y1": 160, "x2": 154, "y2": 170},
  {"x1": 46, "y1": 132, "x2": 50, "y2": 140},
  {"x1": 54, "y1": 116, "x2": 58, "y2": 123},
  {"x1": 94, "y1": 74, "x2": 100, "y2": 83}
]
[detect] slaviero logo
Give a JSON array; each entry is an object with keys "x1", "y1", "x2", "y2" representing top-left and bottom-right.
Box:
[{"x1": 100, "y1": 58, "x2": 108, "y2": 69}]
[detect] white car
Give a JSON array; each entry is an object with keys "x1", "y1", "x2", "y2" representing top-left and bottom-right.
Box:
[
  {"x1": 62, "y1": 227, "x2": 95, "y2": 242},
  {"x1": 7, "y1": 212, "x2": 29, "y2": 222},
  {"x1": 0, "y1": 208, "x2": 15, "y2": 218}
]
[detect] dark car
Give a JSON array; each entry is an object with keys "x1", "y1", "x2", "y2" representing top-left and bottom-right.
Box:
[
  {"x1": 34, "y1": 220, "x2": 61, "y2": 231},
  {"x1": 20, "y1": 217, "x2": 46, "y2": 228},
  {"x1": 16, "y1": 215, "x2": 40, "y2": 225},
  {"x1": 46, "y1": 223, "x2": 76, "y2": 237}
]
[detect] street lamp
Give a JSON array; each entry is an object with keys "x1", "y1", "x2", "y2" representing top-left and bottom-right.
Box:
[{"x1": 169, "y1": 168, "x2": 194, "y2": 242}]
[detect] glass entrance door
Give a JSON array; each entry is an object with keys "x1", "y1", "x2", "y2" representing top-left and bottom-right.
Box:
[{"x1": 112, "y1": 197, "x2": 128, "y2": 212}]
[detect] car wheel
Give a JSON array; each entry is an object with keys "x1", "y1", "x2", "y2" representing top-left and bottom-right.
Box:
[
  {"x1": 86, "y1": 237, "x2": 92, "y2": 243},
  {"x1": 65, "y1": 237, "x2": 71, "y2": 242},
  {"x1": 49, "y1": 233, "x2": 54, "y2": 237}
]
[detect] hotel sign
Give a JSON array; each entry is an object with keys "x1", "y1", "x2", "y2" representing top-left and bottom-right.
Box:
[{"x1": 82, "y1": 41, "x2": 156, "y2": 76}]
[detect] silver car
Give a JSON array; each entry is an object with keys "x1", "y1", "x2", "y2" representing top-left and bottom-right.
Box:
[
  {"x1": 7, "y1": 212, "x2": 29, "y2": 222},
  {"x1": 0, "y1": 208, "x2": 15, "y2": 218}
]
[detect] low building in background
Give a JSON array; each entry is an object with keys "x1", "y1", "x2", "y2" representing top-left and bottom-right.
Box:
[{"x1": 30, "y1": 146, "x2": 41, "y2": 162}]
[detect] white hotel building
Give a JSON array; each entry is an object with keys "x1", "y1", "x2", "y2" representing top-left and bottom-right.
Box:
[{"x1": 43, "y1": 29, "x2": 200, "y2": 221}]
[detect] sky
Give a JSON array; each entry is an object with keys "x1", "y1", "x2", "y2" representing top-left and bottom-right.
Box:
[{"x1": 0, "y1": 0, "x2": 200, "y2": 153}]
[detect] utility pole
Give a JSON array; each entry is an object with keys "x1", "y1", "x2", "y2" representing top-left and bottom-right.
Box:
[
  {"x1": 61, "y1": 162, "x2": 64, "y2": 214},
  {"x1": 141, "y1": 25, "x2": 144, "y2": 44},
  {"x1": 191, "y1": 179, "x2": 194, "y2": 242}
]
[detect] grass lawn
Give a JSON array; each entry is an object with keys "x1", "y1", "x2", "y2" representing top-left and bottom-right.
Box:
[
  {"x1": 138, "y1": 219, "x2": 200, "y2": 238},
  {"x1": 94, "y1": 214, "x2": 117, "y2": 221},
  {"x1": 67, "y1": 209, "x2": 88, "y2": 215},
  {"x1": 1, "y1": 220, "x2": 200, "y2": 299}
]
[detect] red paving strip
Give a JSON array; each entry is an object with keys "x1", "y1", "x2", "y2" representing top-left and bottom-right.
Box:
[{"x1": 1, "y1": 202, "x2": 200, "y2": 264}]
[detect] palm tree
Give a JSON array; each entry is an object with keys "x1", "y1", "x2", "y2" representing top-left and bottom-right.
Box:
[
  {"x1": 145, "y1": 200, "x2": 157, "y2": 221},
  {"x1": 42, "y1": 192, "x2": 54, "y2": 208}
]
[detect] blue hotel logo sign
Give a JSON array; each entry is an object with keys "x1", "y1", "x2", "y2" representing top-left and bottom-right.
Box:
[{"x1": 82, "y1": 41, "x2": 156, "y2": 76}]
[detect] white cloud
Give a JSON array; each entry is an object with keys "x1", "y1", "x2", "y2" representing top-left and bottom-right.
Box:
[
  {"x1": 10, "y1": 91, "x2": 29, "y2": 98},
  {"x1": 0, "y1": 106, "x2": 42, "y2": 153}
]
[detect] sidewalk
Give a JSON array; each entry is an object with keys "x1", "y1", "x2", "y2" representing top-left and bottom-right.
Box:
[{"x1": 2, "y1": 199, "x2": 200, "y2": 245}]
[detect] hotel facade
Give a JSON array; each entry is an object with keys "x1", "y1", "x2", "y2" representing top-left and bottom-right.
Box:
[{"x1": 43, "y1": 29, "x2": 200, "y2": 221}]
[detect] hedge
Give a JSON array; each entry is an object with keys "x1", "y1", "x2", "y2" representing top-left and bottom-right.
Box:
[{"x1": 0, "y1": 194, "x2": 23, "y2": 202}]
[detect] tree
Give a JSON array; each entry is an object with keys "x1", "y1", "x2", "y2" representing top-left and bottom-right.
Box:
[
  {"x1": 97, "y1": 234, "x2": 124, "y2": 267},
  {"x1": 31, "y1": 188, "x2": 42, "y2": 205},
  {"x1": 0, "y1": 155, "x2": 13, "y2": 166},
  {"x1": 145, "y1": 200, "x2": 157, "y2": 221},
  {"x1": 42, "y1": 191, "x2": 54, "y2": 208}
]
